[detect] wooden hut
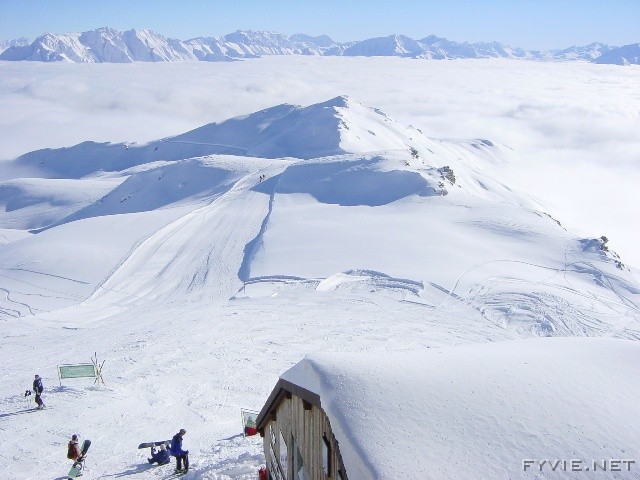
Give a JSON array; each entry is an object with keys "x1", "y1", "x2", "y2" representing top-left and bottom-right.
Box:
[{"x1": 256, "y1": 378, "x2": 348, "y2": 480}]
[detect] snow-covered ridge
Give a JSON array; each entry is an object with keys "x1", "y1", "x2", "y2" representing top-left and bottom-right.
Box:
[
  {"x1": 12, "y1": 95, "x2": 513, "y2": 187},
  {"x1": 0, "y1": 27, "x2": 625, "y2": 63},
  {"x1": 2, "y1": 96, "x2": 638, "y2": 340}
]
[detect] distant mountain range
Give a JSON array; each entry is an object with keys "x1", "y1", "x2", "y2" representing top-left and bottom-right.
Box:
[
  {"x1": 593, "y1": 42, "x2": 640, "y2": 65},
  {"x1": 0, "y1": 37, "x2": 30, "y2": 51},
  {"x1": 0, "y1": 28, "x2": 637, "y2": 65}
]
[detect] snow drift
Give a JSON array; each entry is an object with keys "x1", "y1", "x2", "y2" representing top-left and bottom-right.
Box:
[{"x1": 283, "y1": 337, "x2": 640, "y2": 479}]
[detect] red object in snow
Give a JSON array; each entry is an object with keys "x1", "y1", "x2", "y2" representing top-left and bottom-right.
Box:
[
  {"x1": 245, "y1": 426, "x2": 258, "y2": 436},
  {"x1": 258, "y1": 466, "x2": 267, "y2": 480}
]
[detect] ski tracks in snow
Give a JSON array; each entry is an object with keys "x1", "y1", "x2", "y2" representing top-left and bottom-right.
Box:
[
  {"x1": 88, "y1": 164, "x2": 288, "y2": 309},
  {"x1": 437, "y1": 258, "x2": 640, "y2": 338}
]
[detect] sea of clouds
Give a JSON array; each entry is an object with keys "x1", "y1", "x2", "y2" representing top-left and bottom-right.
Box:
[{"x1": 0, "y1": 57, "x2": 638, "y2": 268}]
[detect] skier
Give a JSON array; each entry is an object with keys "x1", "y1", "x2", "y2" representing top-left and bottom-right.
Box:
[
  {"x1": 169, "y1": 428, "x2": 189, "y2": 473},
  {"x1": 32, "y1": 374, "x2": 45, "y2": 409},
  {"x1": 148, "y1": 443, "x2": 171, "y2": 465}
]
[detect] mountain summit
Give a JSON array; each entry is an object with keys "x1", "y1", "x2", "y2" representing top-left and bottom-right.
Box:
[{"x1": 16, "y1": 95, "x2": 445, "y2": 177}]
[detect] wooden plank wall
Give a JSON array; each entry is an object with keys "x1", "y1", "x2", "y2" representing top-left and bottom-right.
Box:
[{"x1": 263, "y1": 394, "x2": 345, "y2": 480}]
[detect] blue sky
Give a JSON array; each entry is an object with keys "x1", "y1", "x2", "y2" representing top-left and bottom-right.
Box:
[{"x1": 1, "y1": 0, "x2": 639, "y2": 49}]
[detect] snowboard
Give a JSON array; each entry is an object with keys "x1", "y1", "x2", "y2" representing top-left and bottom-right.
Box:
[
  {"x1": 138, "y1": 440, "x2": 171, "y2": 449},
  {"x1": 68, "y1": 439, "x2": 91, "y2": 479}
]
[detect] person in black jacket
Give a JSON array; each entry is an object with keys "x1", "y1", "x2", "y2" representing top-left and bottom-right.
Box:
[{"x1": 32, "y1": 374, "x2": 45, "y2": 409}]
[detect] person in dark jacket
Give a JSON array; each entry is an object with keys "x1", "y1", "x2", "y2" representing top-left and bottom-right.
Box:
[
  {"x1": 169, "y1": 428, "x2": 189, "y2": 472},
  {"x1": 32, "y1": 374, "x2": 45, "y2": 409},
  {"x1": 148, "y1": 443, "x2": 171, "y2": 465}
]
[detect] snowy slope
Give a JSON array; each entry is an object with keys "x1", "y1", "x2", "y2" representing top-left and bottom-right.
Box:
[
  {"x1": 4, "y1": 95, "x2": 639, "y2": 329},
  {"x1": 1, "y1": 96, "x2": 639, "y2": 479},
  {"x1": 0, "y1": 175, "x2": 122, "y2": 230}
]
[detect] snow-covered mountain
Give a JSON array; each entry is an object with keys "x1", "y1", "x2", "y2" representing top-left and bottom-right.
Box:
[
  {"x1": 0, "y1": 28, "x2": 197, "y2": 63},
  {"x1": 2, "y1": 96, "x2": 639, "y2": 478},
  {"x1": 551, "y1": 42, "x2": 614, "y2": 61},
  {"x1": 343, "y1": 35, "x2": 424, "y2": 57},
  {"x1": 0, "y1": 36, "x2": 30, "y2": 54},
  {"x1": 594, "y1": 42, "x2": 640, "y2": 65},
  {"x1": 0, "y1": 28, "x2": 344, "y2": 63},
  {"x1": 0, "y1": 28, "x2": 626, "y2": 63},
  {"x1": 4, "y1": 95, "x2": 638, "y2": 333},
  {"x1": 413, "y1": 35, "x2": 536, "y2": 59}
]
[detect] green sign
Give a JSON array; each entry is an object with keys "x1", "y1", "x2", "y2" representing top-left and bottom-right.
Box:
[{"x1": 59, "y1": 364, "x2": 96, "y2": 379}]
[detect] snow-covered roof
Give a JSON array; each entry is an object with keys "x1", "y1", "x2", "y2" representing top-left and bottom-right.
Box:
[{"x1": 278, "y1": 338, "x2": 640, "y2": 479}]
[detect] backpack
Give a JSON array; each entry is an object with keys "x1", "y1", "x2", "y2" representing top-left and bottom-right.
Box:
[{"x1": 67, "y1": 442, "x2": 76, "y2": 459}]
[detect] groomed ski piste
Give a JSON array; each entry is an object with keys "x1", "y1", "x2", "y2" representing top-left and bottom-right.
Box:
[{"x1": 1, "y1": 96, "x2": 639, "y2": 479}]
